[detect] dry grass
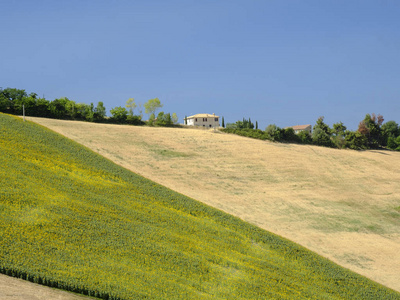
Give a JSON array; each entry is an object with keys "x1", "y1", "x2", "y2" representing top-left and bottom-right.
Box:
[
  {"x1": 0, "y1": 274, "x2": 93, "y2": 300},
  {"x1": 27, "y1": 117, "x2": 400, "y2": 292}
]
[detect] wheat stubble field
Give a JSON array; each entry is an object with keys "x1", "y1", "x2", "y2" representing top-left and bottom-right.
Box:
[{"x1": 27, "y1": 117, "x2": 400, "y2": 292}]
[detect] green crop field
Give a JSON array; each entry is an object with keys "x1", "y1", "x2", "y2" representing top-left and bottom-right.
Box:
[{"x1": 1, "y1": 113, "x2": 399, "y2": 299}]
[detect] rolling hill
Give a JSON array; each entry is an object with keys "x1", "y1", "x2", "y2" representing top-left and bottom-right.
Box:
[
  {"x1": 25, "y1": 115, "x2": 400, "y2": 294},
  {"x1": 1, "y1": 113, "x2": 399, "y2": 299}
]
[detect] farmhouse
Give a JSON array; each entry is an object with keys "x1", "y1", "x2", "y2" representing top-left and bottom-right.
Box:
[
  {"x1": 287, "y1": 124, "x2": 312, "y2": 134},
  {"x1": 185, "y1": 113, "x2": 220, "y2": 128}
]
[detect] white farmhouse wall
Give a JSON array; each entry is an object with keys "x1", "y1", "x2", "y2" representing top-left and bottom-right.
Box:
[{"x1": 186, "y1": 114, "x2": 220, "y2": 128}]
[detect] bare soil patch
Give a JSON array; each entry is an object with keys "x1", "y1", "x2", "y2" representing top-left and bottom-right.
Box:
[
  {"x1": 25, "y1": 117, "x2": 400, "y2": 292},
  {"x1": 0, "y1": 274, "x2": 93, "y2": 300}
]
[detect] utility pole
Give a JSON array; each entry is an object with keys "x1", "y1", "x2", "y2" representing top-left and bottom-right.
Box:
[{"x1": 23, "y1": 104, "x2": 25, "y2": 122}]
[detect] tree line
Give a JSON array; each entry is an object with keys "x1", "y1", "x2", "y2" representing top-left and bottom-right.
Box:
[
  {"x1": 0, "y1": 87, "x2": 178, "y2": 127},
  {"x1": 221, "y1": 114, "x2": 400, "y2": 151},
  {"x1": 3, "y1": 87, "x2": 399, "y2": 150}
]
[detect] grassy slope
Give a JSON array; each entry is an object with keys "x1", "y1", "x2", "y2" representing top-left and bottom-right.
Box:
[
  {"x1": 0, "y1": 113, "x2": 399, "y2": 299},
  {"x1": 33, "y1": 117, "x2": 400, "y2": 291}
]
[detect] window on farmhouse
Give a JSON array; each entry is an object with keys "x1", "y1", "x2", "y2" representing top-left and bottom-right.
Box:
[
  {"x1": 215, "y1": 118, "x2": 218, "y2": 121},
  {"x1": 195, "y1": 118, "x2": 197, "y2": 122}
]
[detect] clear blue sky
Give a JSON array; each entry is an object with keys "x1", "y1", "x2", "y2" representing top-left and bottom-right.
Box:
[{"x1": 2, "y1": 0, "x2": 400, "y2": 130}]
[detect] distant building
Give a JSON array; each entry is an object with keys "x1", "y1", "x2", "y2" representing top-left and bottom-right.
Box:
[
  {"x1": 287, "y1": 124, "x2": 312, "y2": 134},
  {"x1": 185, "y1": 113, "x2": 220, "y2": 128}
]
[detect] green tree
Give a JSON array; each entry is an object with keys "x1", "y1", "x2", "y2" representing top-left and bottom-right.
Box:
[
  {"x1": 345, "y1": 130, "x2": 368, "y2": 150},
  {"x1": 64, "y1": 99, "x2": 77, "y2": 119},
  {"x1": 74, "y1": 103, "x2": 87, "y2": 120},
  {"x1": 283, "y1": 127, "x2": 299, "y2": 143},
  {"x1": 381, "y1": 121, "x2": 399, "y2": 146},
  {"x1": 126, "y1": 98, "x2": 137, "y2": 116},
  {"x1": 1, "y1": 88, "x2": 50, "y2": 118},
  {"x1": 332, "y1": 122, "x2": 347, "y2": 136},
  {"x1": 33, "y1": 97, "x2": 51, "y2": 117},
  {"x1": 313, "y1": 117, "x2": 331, "y2": 135},
  {"x1": 0, "y1": 87, "x2": 28, "y2": 114},
  {"x1": 222, "y1": 116, "x2": 225, "y2": 128},
  {"x1": 148, "y1": 113, "x2": 155, "y2": 126},
  {"x1": 94, "y1": 101, "x2": 106, "y2": 122},
  {"x1": 155, "y1": 112, "x2": 173, "y2": 126},
  {"x1": 18, "y1": 93, "x2": 38, "y2": 117},
  {"x1": 172, "y1": 112, "x2": 178, "y2": 124},
  {"x1": 312, "y1": 128, "x2": 333, "y2": 147},
  {"x1": 49, "y1": 97, "x2": 70, "y2": 119},
  {"x1": 165, "y1": 113, "x2": 172, "y2": 126},
  {"x1": 298, "y1": 130, "x2": 312, "y2": 144},
  {"x1": 265, "y1": 124, "x2": 282, "y2": 141},
  {"x1": 332, "y1": 122, "x2": 347, "y2": 148},
  {"x1": 155, "y1": 111, "x2": 165, "y2": 126},
  {"x1": 236, "y1": 118, "x2": 254, "y2": 129},
  {"x1": 0, "y1": 92, "x2": 10, "y2": 112},
  {"x1": 1, "y1": 88, "x2": 27, "y2": 103},
  {"x1": 358, "y1": 113, "x2": 384, "y2": 148},
  {"x1": 312, "y1": 117, "x2": 333, "y2": 147},
  {"x1": 86, "y1": 103, "x2": 95, "y2": 121},
  {"x1": 144, "y1": 98, "x2": 163, "y2": 116},
  {"x1": 386, "y1": 136, "x2": 400, "y2": 150},
  {"x1": 110, "y1": 106, "x2": 128, "y2": 123},
  {"x1": 137, "y1": 103, "x2": 143, "y2": 120},
  {"x1": 74, "y1": 102, "x2": 94, "y2": 121},
  {"x1": 248, "y1": 118, "x2": 253, "y2": 129}
]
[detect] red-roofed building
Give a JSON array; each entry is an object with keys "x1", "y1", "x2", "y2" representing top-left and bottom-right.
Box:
[{"x1": 287, "y1": 124, "x2": 312, "y2": 134}]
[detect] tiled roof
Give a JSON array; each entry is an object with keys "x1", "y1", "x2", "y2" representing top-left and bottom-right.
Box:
[
  {"x1": 290, "y1": 124, "x2": 312, "y2": 130},
  {"x1": 187, "y1": 113, "x2": 219, "y2": 118}
]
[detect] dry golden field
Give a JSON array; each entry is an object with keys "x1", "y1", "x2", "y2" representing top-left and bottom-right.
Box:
[
  {"x1": 0, "y1": 273, "x2": 93, "y2": 300},
  {"x1": 27, "y1": 117, "x2": 400, "y2": 293}
]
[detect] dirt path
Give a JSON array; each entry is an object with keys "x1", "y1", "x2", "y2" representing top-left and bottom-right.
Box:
[
  {"x1": 0, "y1": 274, "x2": 92, "y2": 300},
  {"x1": 13, "y1": 117, "x2": 400, "y2": 294}
]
